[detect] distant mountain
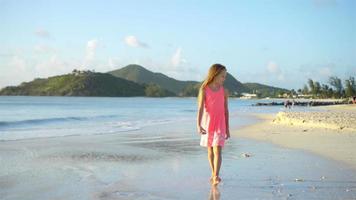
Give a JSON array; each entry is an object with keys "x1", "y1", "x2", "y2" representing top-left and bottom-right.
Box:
[
  {"x1": 108, "y1": 64, "x2": 198, "y2": 95},
  {"x1": 0, "y1": 65, "x2": 289, "y2": 98},
  {"x1": 0, "y1": 71, "x2": 146, "y2": 96},
  {"x1": 180, "y1": 73, "x2": 250, "y2": 97},
  {"x1": 225, "y1": 73, "x2": 250, "y2": 94},
  {"x1": 108, "y1": 64, "x2": 250, "y2": 96},
  {"x1": 243, "y1": 82, "x2": 290, "y2": 97}
]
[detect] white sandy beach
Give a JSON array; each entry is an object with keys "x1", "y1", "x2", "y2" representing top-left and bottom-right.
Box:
[{"x1": 234, "y1": 104, "x2": 356, "y2": 169}]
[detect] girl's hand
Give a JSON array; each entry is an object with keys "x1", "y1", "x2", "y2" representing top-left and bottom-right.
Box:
[
  {"x1": 225, "y1": 129, "x2": 230, "y2": 140},
  {"x1": 197, "y1": 125, "x2": 206, "y2": 135}
]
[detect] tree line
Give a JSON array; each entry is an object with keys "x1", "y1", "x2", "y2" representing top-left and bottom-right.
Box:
[{"x1": 296, "y1": 76, "x2": 355, "y2": 98}]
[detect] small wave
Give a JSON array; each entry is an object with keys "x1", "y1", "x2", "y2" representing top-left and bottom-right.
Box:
[
  {"x1": 0, "y1": 115, "x2": 118, "y2": 128},
  {"x1": 182, "y1": 109, "x2": 196, "y2": 113},
  {"x1": 0, "y1": 117, "x2": 191, "y2": 141}
]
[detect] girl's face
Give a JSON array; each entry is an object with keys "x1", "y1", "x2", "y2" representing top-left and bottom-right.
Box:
[{"x1": 214, "y1": 70, "x2": 227, "y2": 86}]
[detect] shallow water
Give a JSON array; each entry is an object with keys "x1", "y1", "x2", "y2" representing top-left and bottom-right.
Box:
[{"x1": 0, "y1": 96, "x2": 311, "y2": 141}]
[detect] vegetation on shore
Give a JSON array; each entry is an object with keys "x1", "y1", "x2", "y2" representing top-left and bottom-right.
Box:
[
  {"x1": 0, "y1": 70, "x2": 175, "y2": 97},
  {"x1": 0, "y1": 71, "x2": 147, "y2": 96},
  {"x1": 243, "y1": 83, "x2": 290, "y2": 98},
  {"x1": 296, "y1": 76, "x2": 355, "y2": 98}
]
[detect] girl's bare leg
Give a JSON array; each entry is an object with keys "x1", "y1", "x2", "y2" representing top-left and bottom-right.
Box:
[
  {"x1": 208, "y1": 147, "x2": 214, "y2": 180},
  {"x1": 212, "y1": 146, "x2": 222, "y2": 185}
]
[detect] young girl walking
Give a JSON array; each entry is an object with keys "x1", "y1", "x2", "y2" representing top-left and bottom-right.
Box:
[{"x1": 197, "y1": 63, "x2": 230, "y2": 185}]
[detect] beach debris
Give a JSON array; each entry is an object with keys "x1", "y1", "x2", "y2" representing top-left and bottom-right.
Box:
[
  {"x1": 309, "y1": 186, "x2": 317, "y2": 191},
  {"x1": 302, "y1": 129, "x2": 308, "y2": 132},
  {"x1": 227, "y1": 154, "x2": 239, "y2": 160},
  {"x1": 320, "y1": 176, "x2": 326, "y2": 180},
  {"x1": 240, "y1": 153, "x2": 252, "y2": 158},
  {"x1": 252, "y1": 100, "x2": 348, "y2": 107},
  {"x1": 294, "y1": 178, "x2": 304, "y2": 182}
]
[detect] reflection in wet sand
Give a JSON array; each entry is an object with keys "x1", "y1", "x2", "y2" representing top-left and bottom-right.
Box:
[
  {"x1": 128, "y1": 136, "x2": 202, "y2": 155},
  {"x1": 209, "y1": 186, "x2": 220, "y2": 200}
]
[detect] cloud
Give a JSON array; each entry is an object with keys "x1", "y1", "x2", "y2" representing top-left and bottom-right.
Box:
[
  {"x1": 108, "y1": 57, "x2": 121, "y2": 70},
  {"x1": 277, "y1": 74, "x2": 285, "y2": 81},
  {"x1": 299, "y1": 63, "x2": 338, "y2": 81},
  {"x1": 162, "y1": 48, "x2": 195, "y2": 80},
  {"x1": 171, "y1": 47, "x2": 187, "y2": 68},
  {"x1": 34, "y1": 28, "x2": 51, "y2": 38},
  {"x1": 346, "y1": 66, "x2": 356, "y2": 77},
  {"x1": 34, "y1": 44, "x2": 56, "y2": 54},
  {"x1": 35, "y1": 55, "x2": 73, "y2": 77},
  {"x1": 0, "y1": 55, "x2": 33, "y2": 88},
  {"x1": 319, "y1": 67, "x2": 332, "y2": 77},
  {"x1": 8, "y1": 55, "x2": 27, "y2": 71},
  {"x1": 0, "y1": 53, "x2": 14, "y2": 58},
  {"x1": 267, "y1": 61, "x2": 280, "y2": 74},
  {"x1": 0, "y1": 39, "x2": 123, "y2": 88},
  {"x1": 121, "y1": 49, "x2": 195, "y2": 81},
  {"x1": 124, "y1": 36, "x2": 149, "y2": 48},
  {"x1": 81, "y1": 39, "x2": 101, "y2": 69},
  {"x1": 86, "y1": 39, "x2": 99, "y2": 60},
  {"x1": 266, "y1": 61, "x2": 285, "y2": 81},
  {"x1": 80, "y1": 40, "x2": 120, "y2": 72}
]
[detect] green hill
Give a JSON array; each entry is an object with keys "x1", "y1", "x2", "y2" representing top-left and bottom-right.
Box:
[
  {"x1": 243, "y1": 82, "x2": 290, "y2": 98},
  {"x1": 0, "y1": 65, "x2": 288, "y2": 98},
  {"x1": 0, "y1": 71, "x2": 146, "y2": 96},
  {"x1": 108, "y1": 64, "x2": 198, "y2": 95},
  {"x1": 108, "y1": 64, "x2": 250, "y2": 96},
  {"x1": 224, "y1": 73, "x2": 250, "y2": 95},
  {"x1": 180, "y1": 73, "x2": 250, "y2": 97}
]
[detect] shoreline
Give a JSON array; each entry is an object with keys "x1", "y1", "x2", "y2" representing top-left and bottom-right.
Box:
[{"x1": 232, "y1": 104, "x2": 356, "y2": 170}]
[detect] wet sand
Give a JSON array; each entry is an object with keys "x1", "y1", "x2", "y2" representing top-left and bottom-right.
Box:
[{"x1": 1, "y1": 120, "x2": 356, "y2": 200}]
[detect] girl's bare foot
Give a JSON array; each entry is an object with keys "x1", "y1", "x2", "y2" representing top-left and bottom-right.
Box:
[
  {"x1": 211, "y1": 176, "x2": 221, "y2": 185},
  {"x1": 210, "y1": 176, "x2": 221, "y2": 182}
]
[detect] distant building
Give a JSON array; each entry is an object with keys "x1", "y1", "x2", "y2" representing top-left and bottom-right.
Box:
[
  {"x1": 72, "y1": 69, "x2": 94, "y2": 76},
  {"x1": 241, "y1": 93, "x2": 257, "y2": 99},
  {"x1": 296, "y1": 94, "x2": 313, "y2": 98}
]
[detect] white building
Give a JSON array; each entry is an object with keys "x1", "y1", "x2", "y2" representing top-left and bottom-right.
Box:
[{"x1": 241, "y1": 93, "x2": 257, "y2": 99}]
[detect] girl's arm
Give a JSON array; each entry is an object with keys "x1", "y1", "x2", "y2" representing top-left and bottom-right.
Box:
[
  {"x1": 224, "y1": 89, "x2": 230, "y2": 139},
  {"x1": 197, "y1": 89, "x2": 206, "y2": 134}
]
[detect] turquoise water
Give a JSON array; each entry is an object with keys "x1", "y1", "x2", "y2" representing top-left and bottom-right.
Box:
[{"x1": 0, "y1": 96, "x2": 300, "y2": 141}]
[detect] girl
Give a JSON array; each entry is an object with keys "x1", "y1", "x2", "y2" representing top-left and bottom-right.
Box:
[{"x1": 197, "y1": 63, "x2": 230, "y2": 185}]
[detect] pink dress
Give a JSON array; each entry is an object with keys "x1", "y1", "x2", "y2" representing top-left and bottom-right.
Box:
[{"x1": 200, "y1": 86, "x2": 226, "y2": 147}]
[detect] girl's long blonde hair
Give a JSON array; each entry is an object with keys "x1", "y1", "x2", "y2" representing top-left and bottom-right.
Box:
[{"x1": 197, "y1": 63, "x2": 226, "y2": 107}]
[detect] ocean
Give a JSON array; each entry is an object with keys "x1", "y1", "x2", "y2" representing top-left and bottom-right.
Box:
[{"x1": 0, "y1": 96, "x2": 293, "y2": 141}]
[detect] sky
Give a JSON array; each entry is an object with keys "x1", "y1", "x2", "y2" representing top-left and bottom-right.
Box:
[{"x1": 0, "y1": 0, "x2": 355, "y2": 89}]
